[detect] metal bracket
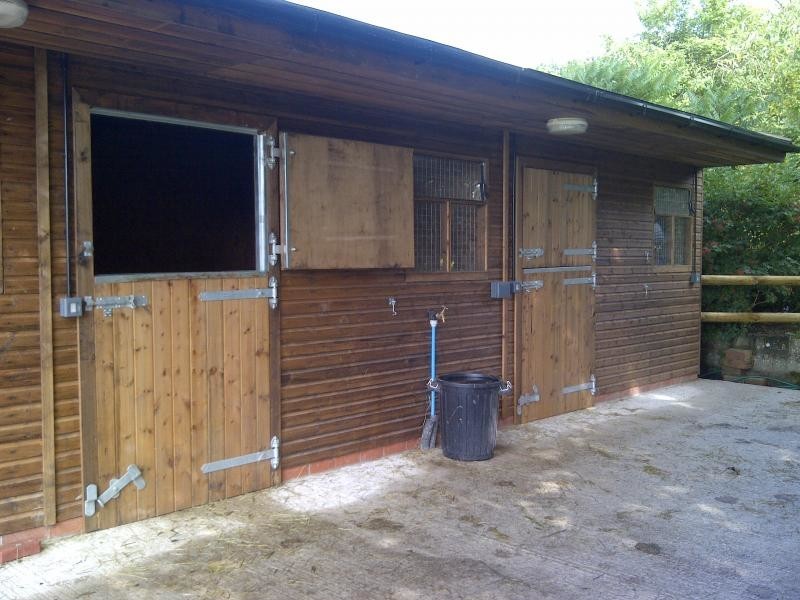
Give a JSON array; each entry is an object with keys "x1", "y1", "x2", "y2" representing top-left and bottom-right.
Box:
[
  {"x1": 84, "y1": 464, "x2": 146, "y2": 517},
  {"x1": 562, "y1": 374, "x2": 597, "y2": 396},
  {"x1": 517, "y1": 385, "x2": 540, "y2": 415},
  {"x1": 199, "y1": 277, "x2": 279, "y2": 309},
  {"x1": 563, "y1": 272, "x2": 597, "y2": 289},
  {"x1": 519, "y1": 247, "x2": 545, "y2": 260},
  {"x1": 84, "y1": 295, "x2": 148, "y2": 317},
  {"x1": 264, "y1": 134, "x2": 281, "y2": 170},
  {"x1": 564, "y1": 241, "x2": 597, "y2": 262},
  {"x1": 78, "y1": 240, "x2": 94, "y2": 265},
  {"x1": 201, "y1": 436, "x2": 280, "y2": 474},
  {"x1": 268, "y1": 232, "x2": 296, "y2": 268}
]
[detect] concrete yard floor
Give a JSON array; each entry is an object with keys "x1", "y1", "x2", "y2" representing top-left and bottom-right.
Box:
[{"x1": 2, "y1": 380, "x2": 799, "y2": 599}]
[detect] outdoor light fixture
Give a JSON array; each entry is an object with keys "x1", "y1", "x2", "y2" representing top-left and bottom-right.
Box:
[
  {"x1": 546, "y1": 117, "x2": 589, "y2": 136},
  {"x1": 0, "y1": 0, "x2": 28, "y2": 28}
]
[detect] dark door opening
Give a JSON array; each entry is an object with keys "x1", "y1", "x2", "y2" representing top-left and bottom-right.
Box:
[{"x1": 91, "y1": 114, "x2": 257, "y2": 276}]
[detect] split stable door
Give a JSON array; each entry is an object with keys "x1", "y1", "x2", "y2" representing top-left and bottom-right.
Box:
[
  {"x1": 516, "y1": 165, "x2": 596, "y2": 423},
  {"x1": 73, "y1": 101, "x2": 281, "y2": 531}
]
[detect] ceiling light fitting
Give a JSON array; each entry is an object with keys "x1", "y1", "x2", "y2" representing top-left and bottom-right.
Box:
[
  {"x1": 0, "y1": 0, "x2": 28, "y2": 29},
  {"x1": 546, "y1": 117, "x2": 588, "y2": 136}
]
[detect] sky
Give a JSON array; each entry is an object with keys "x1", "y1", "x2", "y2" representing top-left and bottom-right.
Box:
[{"x1": 287, "y1": 0, "x2": 780, "y2": 68}]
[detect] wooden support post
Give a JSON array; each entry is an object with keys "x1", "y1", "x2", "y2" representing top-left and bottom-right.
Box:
[
  {"x1": 701, "y1": 312, "x2": 800, "y2": 323},
  {"x1": 702, "y1": 275, "x2": 800, "y2": 286},
  {"x1": 35, "y1": 48, "x2": 57, "y2": 526},
  {"x1": 501, "y1": 130, "x2": 509, "y2": 389},
  {"x1": 73, "y1": 93, "x2": 99, "y2": 532}
]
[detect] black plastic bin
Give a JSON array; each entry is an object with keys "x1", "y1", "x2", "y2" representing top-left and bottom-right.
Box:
[{"x1": 433, "y1": 372, "x2": 511, "y2": 461}]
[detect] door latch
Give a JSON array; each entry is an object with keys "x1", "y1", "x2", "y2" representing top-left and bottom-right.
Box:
[{"x1": 84, "y1": 464, "x2": 146, "y2": 517}]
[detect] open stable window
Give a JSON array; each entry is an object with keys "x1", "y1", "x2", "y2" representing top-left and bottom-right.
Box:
[
  {"x1": 413, "y1": 154, "x2": 486, "y2": 273},
  {"x1": 654, "y1": 185, "x2": 692, "y2": 267},
  {"x1": 91, "y1": 114, "x2": 261, "y2": 276},
  {"x1": 280, "y1": 133, "x2": 414, "y2": 269}
]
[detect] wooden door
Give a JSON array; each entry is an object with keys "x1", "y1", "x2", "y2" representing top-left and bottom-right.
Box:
[
  {"x1": 516, "y1": 167, "x2": 596, "y2": 422},
  {"x1": 74, "y1": 102, "x2": 280, "y2": 531}
]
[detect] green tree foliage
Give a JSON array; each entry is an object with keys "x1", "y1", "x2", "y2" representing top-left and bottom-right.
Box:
[{"x1": 555, "y1": 0, "x2": 800, "y2": 314}]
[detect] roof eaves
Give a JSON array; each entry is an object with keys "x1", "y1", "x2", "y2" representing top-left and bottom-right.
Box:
[{"x1": 245, "y1": 1, "x2": 799, "y2": 156}]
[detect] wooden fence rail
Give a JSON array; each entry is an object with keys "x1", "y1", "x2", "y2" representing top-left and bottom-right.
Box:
[
  {"x1": 701, "y1": 275, "x2": 800, "y2": 286},
  {"x1": 700, "y1": 275, "x2": 800, "y2": 323}
]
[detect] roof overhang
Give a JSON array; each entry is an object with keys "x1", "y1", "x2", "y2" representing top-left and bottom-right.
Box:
[{"x1": 2, "y1": 0, "x2": 796, "y2": 166}]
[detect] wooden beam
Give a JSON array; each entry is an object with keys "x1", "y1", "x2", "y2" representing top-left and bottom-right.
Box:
[
  {"x1": 702, "y1": 275, "x2": 800, "y2": 286},
  {"x1": 701, "y1": 312, "x2": 800, "y2": 323},
  {"x1": 35, "y1": 47, "x2": 57, "y2": 526}
]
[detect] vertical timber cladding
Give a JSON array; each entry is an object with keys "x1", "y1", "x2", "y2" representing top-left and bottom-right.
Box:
[
  {"x1": 516, "y1": 167, "x2": 596, "y2": 422},
  {"x1": 84, "y1": 278, "x2": 274, "y2": 530}
]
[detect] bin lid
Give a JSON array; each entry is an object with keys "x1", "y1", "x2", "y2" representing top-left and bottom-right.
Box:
[{"x1": 438, "y1": 372, "x2": 501, "y2": 388}]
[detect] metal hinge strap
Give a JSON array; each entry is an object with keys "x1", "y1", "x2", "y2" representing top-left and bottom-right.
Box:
[
  {"x1": 563, "y1": 272, "x2": 597, "y2": 288},
  {"x1": 201, "y1": 436, "x2": 280, "y2": 474},
  {"x1": 517, "y1": 385, "x2": 540, "y2": 415},
  {"x1": 562, "y1": 375, "x2": 597, "y2": 396},
  {"x1": 563, "y1": 178, "x2": 598, "y2": 201},
  {"x1": 563, "y1": 241, "x2": 597, "y2": 261},
  {"x1": 523, "y1": 265, "x2": 592, "y2": 275},
  {"x1": 199, "y1": 277, "x2": 278, "y2": 309}
]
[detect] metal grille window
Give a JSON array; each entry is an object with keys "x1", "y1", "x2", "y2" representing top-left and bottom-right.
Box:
[
  {"x1": 450, "y1": 204, "x2": 477, "y2": 272},
  {"x1": 413, "y1": 154, "x2": 486, "y2": 273},
  {"x1": 654, "y1": 186, "x2": 692, "y2": 267},
  {"x1": 414, "y1": 200, "x2": 443, "y2": 272}
]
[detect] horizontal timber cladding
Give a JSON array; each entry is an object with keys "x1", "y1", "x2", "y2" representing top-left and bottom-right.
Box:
[
  {"x1": 514, "y1": 137, "x2": 702, "y2": 399},
  {"x1": 280, "y1": 272, "x2": 503, "y2": 467},
  {"x1": 0, "y1": 43, "x2": 46, "y2": 536}
]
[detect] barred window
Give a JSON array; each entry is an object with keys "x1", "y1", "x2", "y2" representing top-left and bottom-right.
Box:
[
  {"x1": 413, "y1": 154, "x2": 486, "y2": 273},
  {"x1": 654, "y1": 186, "x2": 692, "y2": 267}
]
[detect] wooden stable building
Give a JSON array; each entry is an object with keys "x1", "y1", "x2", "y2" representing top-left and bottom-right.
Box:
[{"x1": 0, "y1": 0, "x2": 795, "y2": 558}]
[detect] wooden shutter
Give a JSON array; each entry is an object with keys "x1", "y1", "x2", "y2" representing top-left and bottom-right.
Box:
[{"x1": 280, "y1": 133, "x2": 414, "y2": 269}]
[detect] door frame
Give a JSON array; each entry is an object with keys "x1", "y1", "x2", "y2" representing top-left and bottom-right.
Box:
[
  {"x1": 513, "y1": 156, "x2": 597, "y2": 424},
  {"x1": 72, "y1": 91, "x2": 282, "y2": 531}
]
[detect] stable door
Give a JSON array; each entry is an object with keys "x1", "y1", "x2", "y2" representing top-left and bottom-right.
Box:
[
  {"x1": 516, "y1": 167, "x2": 596, "y2": 422},
  {"x1": 74, "y1": 102, "x2": 281, "y2": 531}
]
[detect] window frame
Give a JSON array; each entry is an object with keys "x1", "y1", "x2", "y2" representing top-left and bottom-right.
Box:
[
  {"x1": 652, "y1": 183, "x2": 694, "y2": 272},
  {"x1": 89, "y1": 107, "x2": 268, "y2": 282},
  {"x1": 411, "y1": 150, "x2": 489, "y2": 278}
]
